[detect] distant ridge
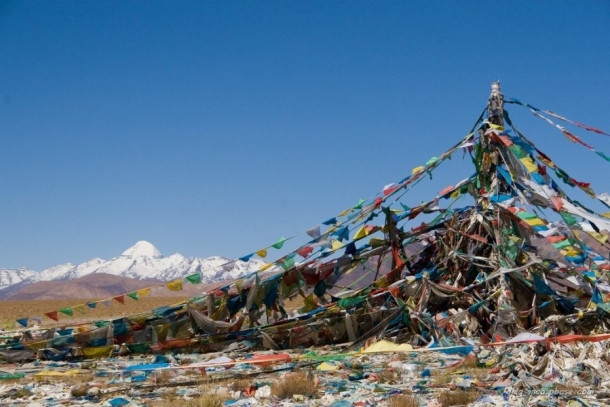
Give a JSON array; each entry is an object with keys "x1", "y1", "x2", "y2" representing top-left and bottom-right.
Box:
[{"x1": 0, "y1": 241, "x2": 265, "y2": 299}]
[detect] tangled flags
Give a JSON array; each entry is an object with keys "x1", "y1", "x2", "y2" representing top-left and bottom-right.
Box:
[{"x1": 1, "y1": 90, "x2": 609, "y2": 363}]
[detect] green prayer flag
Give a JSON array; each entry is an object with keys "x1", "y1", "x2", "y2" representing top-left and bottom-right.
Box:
[
  {"x1": 596, "y1": 151, "x2": 610, "y2": 162},
  {"x1": 338, "y1": 296, "x2": 365, "y2": 309},
  {"x1": 185, "y1": 273, "x2": 202, "y2": 284},
  {"x1": 560, "y1": 211, "x2": 578, "y2": 226},
  {"x1": 127, "y1": 292, "x2": 138, "y2": 301},
  {"x1": 59, "y1": 307, "x2": 73, "y2": 317},
  {"x1": 425, "y1": 156, "x2": 439, "y2": 166},
  {"x1": 272, "y1": 237, "x2": 286, "y2": 249},
  {"x1": 281, "y1": 256, "x2": 295, "y2": 270}
]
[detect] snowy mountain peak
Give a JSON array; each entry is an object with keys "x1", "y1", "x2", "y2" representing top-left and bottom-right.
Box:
[
  {"x1": 121, "y1": 241, "x2": 162, "y2": 259},
  {"x1": 0, "y1": 241, "x2": 270, "y2": 298}
]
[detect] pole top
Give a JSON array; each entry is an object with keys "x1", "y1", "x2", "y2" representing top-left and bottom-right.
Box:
[{"x1": 488, "y1": 81, "x2": 504, "y2": 127}]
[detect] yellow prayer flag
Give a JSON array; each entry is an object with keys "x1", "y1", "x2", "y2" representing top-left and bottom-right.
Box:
[
  {"x1": 412, "y1": 166, "x2": 425, "y2": 174},
  {"x1": 588, "y1": 231, "x2": 608, "y2": 244},
  {"x1": 354, "y1": 226, "x2": 368, "y2": 240},
  {"x1": 166, "y1": 279, "x2": 183, "y2": 292},
  {"x1": 331, "y1": 240, "x2": 344, "y2": 251},
  {"x1": 519, "y1": 157, "x2": 538, "y2": 173},
  {"x1": 256, "y1": 249, "x2": 267, "y2": 258},
  {"x1": 524, "y1": 218, "x2": 545, "y2": 227},
  {"x1": 487, "y1": 122, "x2": 505, "y2": 131},
  {"x1": 337, "y1": 208, "x2": 351, "y2": 217},
  {"x1": 317, "y1": 362, "x2": 340, "y2": 371},
  {"x1": 259, "y1": 263, "x2": 274, "y2": 272},
  {"x1": 1, "y1": 321, "x2": 15, "y2": 330},
  {"x1": 73, "y1": 304, "x2": 86, "y2": 314},
  {"x1": 137, "y1": 287, "x2": 151, "y2": 297}
]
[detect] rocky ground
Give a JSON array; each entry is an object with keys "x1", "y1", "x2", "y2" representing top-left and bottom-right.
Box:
[{"x1": 1, "y1": 339, "x2": 609, "y2": 407}]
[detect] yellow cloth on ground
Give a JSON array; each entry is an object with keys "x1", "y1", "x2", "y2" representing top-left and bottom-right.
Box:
[
  {"x1": 363, "y1": 339, "x2": 413, "y2": 353},
  {"x1": 35, "y1": 369, "x2": 79, "y2": 377},
  {"x1": 317, "y1": 362, "x2": 340, "y2": 371}
]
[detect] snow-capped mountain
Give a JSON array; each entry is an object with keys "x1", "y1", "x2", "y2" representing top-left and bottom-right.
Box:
[
  {"x1": 0, "y1": 268, "x2": 36, "y2": 290},
  {"x1": 0, "y1": 241, "x2": 266, "y2": 292}
]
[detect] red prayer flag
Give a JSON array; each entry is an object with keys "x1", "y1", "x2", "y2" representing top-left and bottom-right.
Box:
[
  {"x1": 45, "y1": 311, "x2": 58, "y2": 322},
  {"x1": 297, "y1": 246, "x2": 313, "y2": 258}
]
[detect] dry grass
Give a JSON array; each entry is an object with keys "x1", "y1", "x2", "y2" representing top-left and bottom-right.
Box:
[
  {"x1": 460, "y1": 356, "x2": 478, "y2": 369},
  {"x1": 377, "y1": 368, "x2": 399, "y2": 384},
  {"x1": 438, "y1": 389, "x2": 481, "y2": 406},
  {"x1": 34, "y1": 372, "x2": 93, "y2": 385},
  {"x1": 0, "y1": 297, "x2": 189, "y2": 328},
  {"x1": 181, "y1": 393, "x2": 228, "y2": 407},
  {"x1": 228, "y1": 378, "x2": 254, "y2": 391},
  {"x1": 388, "y1": 394, "x2": 419, "y2": 407},
  {"x1": 431, "y1": 358, "x2": 487, "y2": 386},
  {"x1": 8, "y1": 388, "x2": 31, "y2": 399},
  {"x1": 158, "y1": 392, "x2": 228, "y2": 407},
  {"x1": 70, "y1": 384, "x2": 88, "y2": 397},
  {"x1": 153, "y1": 370, "x2": 173, "y2": 385},
  {"x1": 153, "y1": 386, "x2": 229, "y2": 407},
  {"x1": 271, "y1": 371, "x2": 318, "y2": 399}
]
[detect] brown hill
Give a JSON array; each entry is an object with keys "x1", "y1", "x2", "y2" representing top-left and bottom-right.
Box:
[
  {"x1": 6, "y1": 272, "x2": 228, "y2": 300},
  {"x1": 7, "y1": 273, "x2": 161, "y2": 300}
]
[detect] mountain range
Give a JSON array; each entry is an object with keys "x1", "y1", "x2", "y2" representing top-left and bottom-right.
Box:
[{"x1": 0, "y1": 241, "x2": 265, "y2": 299}]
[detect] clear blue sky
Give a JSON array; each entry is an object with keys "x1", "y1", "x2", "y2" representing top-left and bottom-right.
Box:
[{"x1": 1, "y1": 1, "x2": 609, "y2": 270}]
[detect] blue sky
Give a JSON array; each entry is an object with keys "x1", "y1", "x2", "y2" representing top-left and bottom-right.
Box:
[{"x1": 1, "y1": 1, "x2": 609, "y2": 270}]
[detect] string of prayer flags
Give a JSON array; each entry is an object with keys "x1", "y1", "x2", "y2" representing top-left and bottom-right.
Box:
[
  {"x1": 529, "y1": 109, "x2": 610, "y2": 162},
  {"x1": 507, "y1": 98, "x2": 610, "y2": 137}
]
